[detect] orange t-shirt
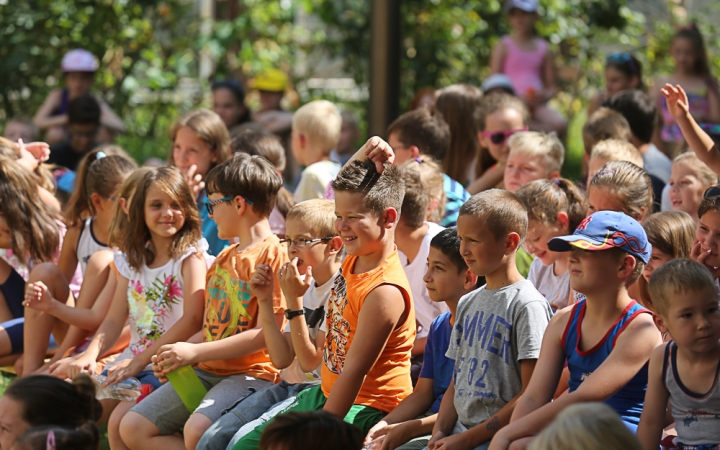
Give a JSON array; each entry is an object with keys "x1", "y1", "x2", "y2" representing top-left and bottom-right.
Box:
[
  {"x1": 199, "y1": 235, "x2": 288, "y2": 381},
  {"x1": 321, "y1": 250, "x2": 416, "y2": 413}
]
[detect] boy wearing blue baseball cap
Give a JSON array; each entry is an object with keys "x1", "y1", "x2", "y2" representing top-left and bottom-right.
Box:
[{"x1": 489, "y1": 211, "x2": 663, "y2": 450}]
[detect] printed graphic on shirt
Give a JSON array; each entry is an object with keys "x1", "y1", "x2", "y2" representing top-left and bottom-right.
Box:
[
  {"x1": 128, "y1": 274, "x2": 182, "y2": 355},
  {"x1": 323, "y1": 272, "x2": 349, "y2": 374},
  {"x1": 453, "y1": 310, "x2": 513, "y2": 400},
  {"x1": 204, "y1": 264, "x2": 252, "y2": 342},
  {"x1": 678, "y1": 409, "x2": 720, "y2": 427}
]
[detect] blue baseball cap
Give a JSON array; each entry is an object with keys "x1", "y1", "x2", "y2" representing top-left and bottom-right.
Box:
[{"x1": 547, "y1": 211, "x2": 651, "y2": 264}]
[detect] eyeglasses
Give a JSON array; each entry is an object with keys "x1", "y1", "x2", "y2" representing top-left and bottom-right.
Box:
[
  {"x1": 279, "y1": 237, "x2": 333, "y2": 248},
  {"x1": 481, "y1": 127, "x2": 529, "y2": 145},
  {"x1": 704, "y1": 185, "x2": 720, "y2": 199},
  {"x1": 606, "y1": 52, "x2": 638, "y2": 75},
  {"x1": 205, "y1": 195, "x2": 253, "y2": 215}
]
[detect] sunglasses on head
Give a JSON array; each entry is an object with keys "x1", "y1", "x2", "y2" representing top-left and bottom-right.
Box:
[
  {"x1": 481, "y1": 127, "x2": 529, "y2": 145},
  {"x1": 704, "y1": 185, "x2": 720, "y2": 199},
  {"x1": 606, "y1": 52, "x2": 638, "y2": 75}
]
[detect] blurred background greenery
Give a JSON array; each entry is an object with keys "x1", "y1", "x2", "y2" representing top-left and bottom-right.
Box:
[{"x1": 2, "y1": 0, "x2": 720, "y2": 180}]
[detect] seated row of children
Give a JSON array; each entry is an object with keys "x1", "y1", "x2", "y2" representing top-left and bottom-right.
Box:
[{"x1": 2, "y1": 79, "x2": 720, "y2": 450}]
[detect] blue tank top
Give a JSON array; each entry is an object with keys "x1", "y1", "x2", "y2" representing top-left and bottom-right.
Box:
[{"x1": 562, "y1": 299, "x2": 651, "y2": 426}]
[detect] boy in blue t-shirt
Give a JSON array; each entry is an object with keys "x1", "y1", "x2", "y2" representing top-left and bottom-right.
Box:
[{"x1": 364, "y1": 228, "x2": 479, "y2": 450}]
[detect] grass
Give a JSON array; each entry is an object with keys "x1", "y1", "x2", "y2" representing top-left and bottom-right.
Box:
[{"x1": 562, "y1": 108, "x2": 588, "y2": 182}]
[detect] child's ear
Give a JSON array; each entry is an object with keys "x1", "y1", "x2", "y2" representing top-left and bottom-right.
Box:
[
  {"x1": 233, "y1": 195, "x2": 250, "y2": 217},
  {"x1": 505, "y1": 232, "x2": 521, "y2": 254},
  {"x1": 463, "y1": 269, "x2": 479, "y2": 290},
  {"x1": 618, "y1": 254, "x2": 637, "y2": 279},
  {"x1": 119, "y1": 197, "x2": 129, "y2": 215},
  {"x1": 409, "y1": 145, "x2": 420, "y2": 160},
  {"x1": 652, "y1": 313, "x2": 668, "y2": 335},
  {"x1": 298, "y1": 133, "x2": 308, "y2": 149},
  {"x1": 383, "y1": 207, "x2": 399, "y2": 228},
  {"x1": 556, "y1": 211, "x2": 569, "y2": 231},
  {"x1": 327, "y1": 236, "x2": 343, "y2": 255},
  {"x1": 477, "y1": 131, "x2": 489, "y2": 148},
  {"x1": 548, "y1": 170, "x2": 560, "y2": 180},
  {"x1": 90, "y1": 192, "x2": 104, "y2": 211}
]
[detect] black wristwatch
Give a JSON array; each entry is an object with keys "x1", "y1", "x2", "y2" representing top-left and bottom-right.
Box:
[{"x1": 285, "y1": 309, "x2": 305, "y2": 320}]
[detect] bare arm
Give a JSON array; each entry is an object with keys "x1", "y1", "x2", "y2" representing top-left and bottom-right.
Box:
[
  {"x1": 636, "y1": 344, "x2": 671, "y2": 450},
  {"x1": 706, "y1": 79, "x2": 720, "y2": 122},
  {"x1": 252, "y1": 264, "x2": 295, "y2": 370},
  {"x1": 429, "y1": 378, "x2": 458, "y2": 441},
  {"x1": 467, "y1": 164, "x2": 504, "y2": 195},
  {"x1": 57, "y1": 225, "x2": 81, "y2": 283},
  {"x1": 33, "y1": 90, "x2": 66, "y2": 130},
  {"x1": 541, "y1": 47, "x2": 558, "y2": 100},
  {"x1": 98, "y1": 99, "x2": 126, "y2": 133},
  {"x1": 489, "y1": 40, "x2": 507, "y2": 74},
  {"x1": 323, "y1": 284, "x2": 407, "y2": 417}
]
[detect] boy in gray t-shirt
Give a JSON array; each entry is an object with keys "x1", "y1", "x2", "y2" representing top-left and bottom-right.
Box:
[{"x1": 428, "y1": 190, "x2": 552, "y2": 450}]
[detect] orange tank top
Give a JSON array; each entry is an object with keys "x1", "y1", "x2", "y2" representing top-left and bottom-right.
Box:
[{"x1": 321, "y1": 250, "x2": 416, "y2": 412}]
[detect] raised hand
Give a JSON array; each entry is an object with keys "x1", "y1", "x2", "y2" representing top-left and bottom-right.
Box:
[
  {"x1": 182, "y1": 164, "x2": 205, "y2": 200},
  {"x1": 660, "y1": 84, "x2": 690, "y2": 120},
  {"x1": 250, "y1": 264, "x2": 276, "y2": 303},
  {"x1": 361, "y1": 136, "x2": 395, "y2": 173}
]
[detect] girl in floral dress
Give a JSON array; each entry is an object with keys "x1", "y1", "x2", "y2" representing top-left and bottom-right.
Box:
[{"x1": 60, "y1": 167, "x2": 213, "y2": 448}]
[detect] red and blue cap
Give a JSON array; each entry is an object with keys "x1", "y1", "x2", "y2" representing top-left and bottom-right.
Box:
[{"x1": 547, "y1": 211, "x2": 651, "y2": 264}]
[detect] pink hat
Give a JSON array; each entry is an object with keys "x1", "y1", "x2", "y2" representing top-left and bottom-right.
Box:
[{"x1": 61, "y1": 49, "x2": 99, "y2": 73}]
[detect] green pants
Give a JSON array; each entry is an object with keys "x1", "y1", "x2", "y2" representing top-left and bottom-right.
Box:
[{"x1": 231, "y1": 385, "x2": 385, "y2": 450}]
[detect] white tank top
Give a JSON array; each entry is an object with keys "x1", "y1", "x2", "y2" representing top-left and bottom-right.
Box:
[{"x1": 75, "y1": 218, "x2": 108, "y2": 275}]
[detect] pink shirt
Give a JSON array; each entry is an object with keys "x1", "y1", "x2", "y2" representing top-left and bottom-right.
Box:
[{"x1": 501, "y1": 35, "x2": 547, "y2": 97}]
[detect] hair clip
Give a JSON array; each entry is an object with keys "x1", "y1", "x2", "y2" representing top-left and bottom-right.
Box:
[
  {"x1": 415, "y1": 157, "x2": 423, "y2": 163},
  {"x1": 96, "y1": 151, "x2": 107, "y2": 160},
  {"x1": 552, "y1": 178, "x2": 560, "y2": 185},
  {"x1": 46, "y1": 430, "x2": 56, "y2": 450},
  {"x1": 596, "y1": 169, "x2": 615, "y2": 177}
]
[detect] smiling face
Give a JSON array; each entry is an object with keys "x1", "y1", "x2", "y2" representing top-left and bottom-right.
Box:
[
  {"x1": 144, "y1": 185, "x2": 186, "y2": 241},
  {"x1": 172, "y1": 126, "x2": 218, "y2": 178},
  {"x1": 656, "y1": 289, "x2": 720, "y2": 354},
  {"x1": 643, "y1": 247, "x2": 673, "y2": 282},
  {"x1": 504, "y1": 153, "x2": 548, "y2": 193},
  {"x1": 284, "y1": 218, "x2": 332, "y2": 275},
  {"x1": 669, "y1": 161, "x2": 706, "y2": 221},
  {"x1": 524, "y1": 219, "x2": 567, "y2": 266},
  {"x1": 334, "y1": 191, "x2": 388, "y2": 257},
  {"x1": 696, "y1": 210, "x2": 720, "y2": 267},
  {"x1": 456, "y1": 214, "x2": 509, "y2": 278},
  {"x1": 0, "y1": 395, "x2": 29, "y2": 450},
  {"x1": 424, "y1": 246, "x2": 476, "y2": 304},
  {"x1": 479, "y1": 108, "x2": 527, "y2": 164}
]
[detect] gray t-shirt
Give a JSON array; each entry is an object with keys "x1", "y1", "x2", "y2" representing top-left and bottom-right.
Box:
[
  {"x1": 446, "y1": 280, "x2": 552, "y2": 428},
  {"x1": 527, "y1": 258, "x2": 571, "y2": 310},
  {"x1": 643, "y1": 143, "x2": 672, "y2": 184}
]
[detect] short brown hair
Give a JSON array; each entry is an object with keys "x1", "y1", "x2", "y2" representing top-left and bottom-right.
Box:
[
  {"x1": 168, "y1": 109, "x2": 231, "y2": 169},
  {"x1": 516, "y1": 178, "x2": 587, "y2": 232},
  {"x1": 286, "y1": 199, "x2": 338, "y2": 239},
  {"x1": 122, "y1": 167, "x2": 202, "y2": 271},
  {"x1": 649, "y1": 259, "x2": 716, "y2": 315},
  {"x1": 401, "y1": 155, "x2": 446, "y2": 223},
  {"x1": 205, "y1": 152, "x2": 284, "y2": 218},
  {"x1": 399, "y1": 166, "x2": 430, "y2": 229},
  {"x1": 230, "y1": 130, "x2": 286, "y2": 171},
  {"x1": 583, "y1": 107, "x2": 632, "y2": 155},
  {"x1": 259, "y1": 411, "x2": 363, "y2": 450},
  {"x1": 331, "y1": 160, "x2": 405, "y2": 217},
  {"x1": 459, "y1": 189, "x2": 528, "y2": 242},
  {"x1": 386, "y1": 106, "x2": 450, "y2": 162}
]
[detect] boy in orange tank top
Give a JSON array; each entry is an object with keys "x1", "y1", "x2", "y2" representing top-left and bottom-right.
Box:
[{"x1": 231, "y1": 137, "x2": 417, "y2": 450}]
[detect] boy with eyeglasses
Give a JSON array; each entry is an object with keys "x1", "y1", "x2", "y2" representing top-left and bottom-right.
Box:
[
  {"x1": 120, "y1": 153, "x2": 290, "y2": 450},
  {"x1": 197, "y1": 199, "x2": 344, "y2": 450}
]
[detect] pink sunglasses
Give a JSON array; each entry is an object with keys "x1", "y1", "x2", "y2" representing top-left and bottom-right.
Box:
[{"x1": 481, "y1": 127, "x2": 529, "y2": 145}]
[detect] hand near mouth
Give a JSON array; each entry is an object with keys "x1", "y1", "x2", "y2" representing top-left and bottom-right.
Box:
[
  {"x1": 279, "y1": 258, "x2": 312, "y2": 309},
  {"x1": 691, "y1": 240, "x2": 720, "y2": 279}
]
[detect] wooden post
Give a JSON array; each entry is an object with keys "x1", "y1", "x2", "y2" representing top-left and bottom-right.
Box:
[{"x1": 368, "y1": 0, "x2": 401, "y2": 138}]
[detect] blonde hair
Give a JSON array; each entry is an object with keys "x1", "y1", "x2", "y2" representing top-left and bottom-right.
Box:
[
  {"x1": 401, "y1": 155, "x2": 446, "y2": 224},
  {"x1": 589, "y1": 160, "x2": 653, "y2": 221},
  {"x1": 673, "y1": 152, "x2": 718, "y2": 188},
  {"x1": 107, "y1": 167, "x2": 153, "y2": 248},
  {"x1": 286, "y1": 199, "x2": 338, "y2": 239},
  {"x1": 528, "y1": 403, "x2": 643, "y2": 450},
  {"x1": 292, "y1": 100, "x2": 342, "y2": 154},
  {"x1": 590, "y1": 139, "x2": 644, "y2": 168},
  {"x1": 639, "y1": 211, "x2": 697, "y2": 311},
  {"x1": 168, "y1": 109, "x2": 231, "y2": 170},
  {"x1": 507, "y1": 131, "x2": 565, "y2": 174},
  {"x1": 649, "y1": 259, "x2": 716, "y2": 316},
  {"x1": 582, "y1": 107, "x2": 632, "y2": 154},
  {"x1": 0, "y1": 137, "x2": 55, "y2": 193}
]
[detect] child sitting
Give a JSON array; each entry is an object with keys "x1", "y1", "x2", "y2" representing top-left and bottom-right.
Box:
[
  {"x1": 386, "y1": 106, "x2": 469, "y2": 227},
  {"x1": 396, "y1": 168, "x2": 446, "y2": 382},
  {"x1": 517, "y1": 178, "x2": 587, "y2": 310},
  {"x1": 196, "y1": 199, "x2": 342, "y2": 450},
  {"x1": 428, "y1": 189, "x2": 553, "y2": 450},
  {"x1": 46, "y1": 95, "x2": 103, "y2": 171},
  {"x1": 667, "y1": 152, "x2": 718, "y2": 222},
  {"x1": 291, "y1": 100, "x2": 342, "y2": 201},
  {"x1": 489, "y1": 211, "x2": 663, "y2": 450},
  {"x1": 467, "y1": 93, "x2": 529, "y2": 195},
  {"x1": 638, "y1": 259, "x2": 720, "y2": 450},
  {"x1": 229, "y1": 137, "x2": 416, "y2": 449},
  {"x1": 364, "y1": 228, "x2": 479, "y2": 450},
  {"x1": 118, "y1": 153, "x2": 289, "y2": 450},
  {"x1": 503, "y1": 131, "x2": 563, "y2": 194},
  {"x1": 690, "y1": 187, "x2": 720, "y2": 281}
]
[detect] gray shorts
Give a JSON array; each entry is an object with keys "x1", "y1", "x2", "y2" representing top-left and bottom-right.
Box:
[{"x1": 130, "y1": 368, "x2": 272, "y2": 436}]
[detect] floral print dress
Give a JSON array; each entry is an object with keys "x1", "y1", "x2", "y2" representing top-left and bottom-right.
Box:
[{"x1": 110, "y1": 239, "x2": 214, "y2": 368}]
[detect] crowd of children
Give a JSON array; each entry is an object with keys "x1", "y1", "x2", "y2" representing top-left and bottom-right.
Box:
[{"x1": 3, "y1": 0, "x2": 720, "y2": 449}]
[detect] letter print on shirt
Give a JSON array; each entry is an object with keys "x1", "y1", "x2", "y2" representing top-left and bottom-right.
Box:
[{"x1": 323, "y1": 271, "x2": 349, "y2": 374}]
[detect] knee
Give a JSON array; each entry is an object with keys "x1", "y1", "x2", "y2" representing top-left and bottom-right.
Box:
[
  {"x1": 120, "y1": 411, "x2": 158, "y2": 447},
  {"x1": 184, "y1": 414, "x2": 213, "y2": 450}
]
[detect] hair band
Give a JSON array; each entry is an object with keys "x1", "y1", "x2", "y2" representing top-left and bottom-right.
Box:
[
  {"x1": 596, "y1": 169, "x2": 615, "y2": 177},
  {"x1": 415, "y1": 157, "x2": 423, "y2": 163},
  {"x1": 46, "y1": 430, "x2": 56, "y2": 450},
  {"x1": 96, "y1": 151, "x2": 107, "y2": 160},
  {"x1": 552, "y1": 178, "x2": 560, "y2": 185}
]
